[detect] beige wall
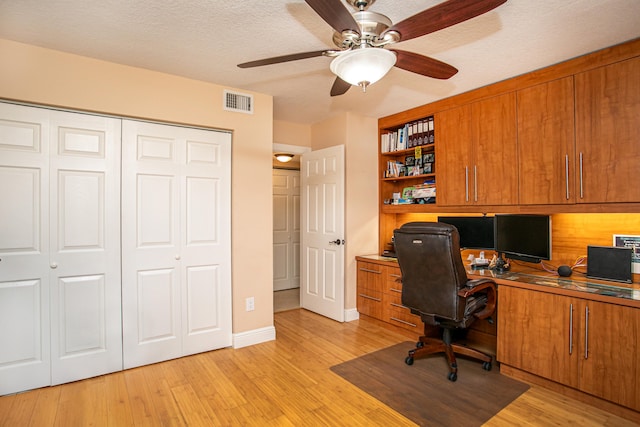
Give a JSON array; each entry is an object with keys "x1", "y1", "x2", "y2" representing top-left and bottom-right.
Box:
[
  {"x1": 0, "y1": 39, "x2": 274, "y2": 334},
  {"x1": 274, "y1": 120, "x2": 311, "y2": 147},
  {"x1": 311, "y1": 112, "x2": 379, "y2": 311}
]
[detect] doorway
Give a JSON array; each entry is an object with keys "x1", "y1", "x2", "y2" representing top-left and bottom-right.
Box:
[{"x1": 272, "y1": 144, "x2": 309, "y2": 312}]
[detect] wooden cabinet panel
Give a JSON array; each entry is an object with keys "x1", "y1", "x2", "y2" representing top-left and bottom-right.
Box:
[
  {"x1": 436, "y1": 93, "x2": 517, "y2": 206},
  {"x1": 435, "y1": 104, "x2": 472, "y2": 206},
  {"x1": 498, "y1": 285, "x2": 640, "y2": 411},
  {"x1": 579, "y1": 300, "x2": 640, "y2": 410},
  {"x1": 575, "y1": 57, "x2": 640, "y2": 203},
  {"x1": 498, "y1": 286, "x2": 579, "y2": 387},
  {"x1": 472, "y1": 92, "x2": 518, "y2": 205},
  {"x1": 518, "y1": 77, "x2": 576, "y2": 204},
  {"x1": 356, "y1": 261, "x2": 384, "y2": 318}
]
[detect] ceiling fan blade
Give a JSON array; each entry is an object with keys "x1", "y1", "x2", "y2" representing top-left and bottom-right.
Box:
[
  {"x1": 391, "y1": 50, "x2": 458, "y2": 80},
  {"x1": 387, "y1": 0, "x2": 507, "y2": 42},
  {"x1": 330, "y1": 76, "x2": 351, "y2": 97},
  {"x1": 305, "y1": 0, "x2": 360, "y2": 34},
  {"x1": 237, "y1": 50, "x2": 328, "y2": 68}
]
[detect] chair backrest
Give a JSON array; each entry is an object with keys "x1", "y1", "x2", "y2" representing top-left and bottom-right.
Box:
[{"x1": 393, "y1": 222, "x2": 469, "y2": 322}]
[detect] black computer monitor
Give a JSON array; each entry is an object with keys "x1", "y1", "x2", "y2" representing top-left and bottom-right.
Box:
[
  {"x1": 494, "y1": 214, "x2": 551, "y2": 263},
  {"x1": 437, "y1": 216, "x2": 494, "y2": 250}
]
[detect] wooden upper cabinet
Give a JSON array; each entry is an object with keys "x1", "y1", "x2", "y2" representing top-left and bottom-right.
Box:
[
  {"x1": 436, "y1": 93, "x2": 518, "y2": 206},
  {"x1": 575, "y1": 56, "x2": 640, "y2": 203},
  {"x1": 518, "y1": 77, "x2": 576, "y2": 205},
  {"x1": 436, "y1": 104, "x2": 472, "y2": 206}
]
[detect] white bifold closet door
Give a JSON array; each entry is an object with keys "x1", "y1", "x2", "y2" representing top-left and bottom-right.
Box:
[
  {"x1": 0, "y1": 103, "x2": 122, "y2": 394},
  {"x1": 121, "y1": 120, "x2": 232, "y2": 369}
]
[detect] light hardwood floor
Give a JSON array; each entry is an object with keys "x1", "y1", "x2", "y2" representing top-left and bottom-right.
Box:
[{"x1": 0, "y1": 309, "x2": 636, "y2": 426}]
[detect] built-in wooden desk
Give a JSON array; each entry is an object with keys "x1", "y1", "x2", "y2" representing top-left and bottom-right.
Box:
[{"x1": 356, "y1": 254, "x2": 640, "y2": 422}]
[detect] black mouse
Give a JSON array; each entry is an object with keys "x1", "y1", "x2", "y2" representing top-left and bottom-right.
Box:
[{"x1": 558, "y1": 265, "x2": 572, "y2": 277}]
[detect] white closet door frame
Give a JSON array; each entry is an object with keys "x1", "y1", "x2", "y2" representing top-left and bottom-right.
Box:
[{"x1": 121, "y1": 120, "x2": 232, "y2": 369}]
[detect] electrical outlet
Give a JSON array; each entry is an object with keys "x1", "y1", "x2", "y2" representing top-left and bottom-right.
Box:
[{"x1": 246, "y1": 297, "x2": 255, "y2": 312}]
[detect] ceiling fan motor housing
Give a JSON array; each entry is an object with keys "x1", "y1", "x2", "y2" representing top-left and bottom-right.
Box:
[{"x1": 333, "y1": 10, "x2": 399, "y2": 49}]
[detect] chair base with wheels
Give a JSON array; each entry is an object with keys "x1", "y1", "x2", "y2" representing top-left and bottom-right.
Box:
[{"x1": 404, "y1": 325, "x2": 493, "y2": 382}]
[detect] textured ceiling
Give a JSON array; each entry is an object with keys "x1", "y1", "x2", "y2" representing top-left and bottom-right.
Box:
[{"x1": 0, "y1": 1, "x2": 638, "y2": 125}]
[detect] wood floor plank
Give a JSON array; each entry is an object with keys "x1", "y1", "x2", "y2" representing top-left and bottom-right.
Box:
[
  {"x1": 0, "y1": 308, "x2": 638, "y2": 426},
  {"x1": 104, "y1": 372, "x2": 134, "y2": 427},
  {"x1": 28, "y1": 386, "x2": 61, "y2": 427}
]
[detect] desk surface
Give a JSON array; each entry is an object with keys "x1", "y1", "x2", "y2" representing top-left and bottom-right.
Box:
[{"x1": 356, "y1": 254, "x2": 640, "y2": 305}]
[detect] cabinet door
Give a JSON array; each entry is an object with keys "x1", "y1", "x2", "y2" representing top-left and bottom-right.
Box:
[
  {"x1": 518, "y1": 77, "x2": 576, "y2": 204},
  {"x1": 497, "y1": 286, "x2": 579, "y2": 388},
  {"x1": 435, "y1": 105, "x2": 473, "y2": 206},
  {"x1": 472, "y1": 92, "x2": 518, "y2": 205},
  {"x1": 356, "y1": 261, "x2": 384, "y2": 318},
  {"x1": 575, "y1": 57, "x2": 640, "y2": 203},
  {"x1": 579, "y1": 301, "x2": 640, "y2": 411}
]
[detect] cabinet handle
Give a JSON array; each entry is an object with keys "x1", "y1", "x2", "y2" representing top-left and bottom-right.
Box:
[
  {"x1": 565, "y1": 155, "x2": 570, "y2": 200},
  {"x1": 390, "y1": 317, "x2": 417, "y2": 328},
  {"x1": 390, "y1": 302, "x2": 406, "y2": 308},
  {"x1": 358, "y1": 293, "x2": 381, "y2": 302},
  {"x1": 359, "y1": 268, "x2": 381, "y2": 274},
  {"x1": 584, "y1": 305, "x2": 589, "y2": 359},
  {"x1": 389, "y1": 273, "x2": 401, "y2": 278},
  {"x1": 465, "y1": 166, "x2": 469, "y2": 202},
  {"x1": 579, "y1": 152, "x2": 584, "y2": 199},
  {"x1": 474, "y1": 165, "x2": 478, "y2": 202},
  {"x1": 569, "y1": 303, "x2": 573, "y2": 355},
  {"x1": 389, "y1": 288, "x2": 402, "y2": 293}
]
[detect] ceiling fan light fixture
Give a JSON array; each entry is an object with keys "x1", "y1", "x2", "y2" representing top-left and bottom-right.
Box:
[
  {"x1": 330, "y1": 48, "x2": 396, "y2": 91},
  {"x1": 274, "y1": 153, "x2": 294, "y2": 163}
]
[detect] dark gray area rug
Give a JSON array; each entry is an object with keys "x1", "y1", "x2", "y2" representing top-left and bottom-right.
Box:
[{"x1": 330, "y1": 342, "x2": 529, "y2": 426}]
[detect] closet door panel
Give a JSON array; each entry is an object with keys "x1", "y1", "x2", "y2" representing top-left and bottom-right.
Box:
[
  {"x1": 48, "y1": 111, "x2": 122, "y2": 385},
  {"x1": 122, "y1": 120, "x2": 231, "y2": 367},
  {"x1": 181, "y1": 129, "x2": 232, "y2": 355},
  {"x1": 0, "y1": 103, "x2": 50, "y2": 395}
]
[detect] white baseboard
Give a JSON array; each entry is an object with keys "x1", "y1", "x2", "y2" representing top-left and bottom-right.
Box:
[
  {"x1": 344, "y1": 308, "x2": 360, "y2": 322},
  {"x1": 232, "y1": 326, "x2": 276, "y2": 349}
]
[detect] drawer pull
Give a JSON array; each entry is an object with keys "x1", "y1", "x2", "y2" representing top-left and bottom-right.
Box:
[
  {"x1": 359, "y1": 268, "x2": 381, "y2": 274},
  {"x1": 358, "y1": 293, "x2": 381, "y2": 302},
  {"x1": 389, "y1": 273, "x2": 401, "y2": 278},
  {"x1": 389, "y1": 288, "x2": 402, "y2": 293},
  {"x1": 390, "y1": 317, "x2": 417, "y2": 328},
  {"x1": 390, "y1": 303, "x2": 406, "y2": 308}
]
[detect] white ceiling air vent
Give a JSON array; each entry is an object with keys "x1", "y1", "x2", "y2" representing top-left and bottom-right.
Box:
[{"x1": 223, "y1": 90, "x2": 253, "y2": 114}]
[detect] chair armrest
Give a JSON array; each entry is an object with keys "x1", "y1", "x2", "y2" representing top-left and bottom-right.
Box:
[{"x1": 457, "y1": 279, "x2": 496, "y2": 320}]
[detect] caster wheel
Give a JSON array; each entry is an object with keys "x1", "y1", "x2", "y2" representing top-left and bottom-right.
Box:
[
  {"x1": 405, "y1": 356, "x2": 414, "y2": 366},
  {"x1": 416, "y1": 341, "x2": 424, "y2": 349},
  {"x1": 483, "y1": 361, "x2": 492, "y2": 371},
  {"x1": 447, "y1": 372, "x2": 457, "y2": 382}
]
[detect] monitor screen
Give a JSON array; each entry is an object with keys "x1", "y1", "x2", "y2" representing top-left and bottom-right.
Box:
[
  {"x1": 437, "y1": 216, "x2": 494, "y2": 250},
  {"x1": 494, "y1": 214, "x2": 551, "y2": 263}
]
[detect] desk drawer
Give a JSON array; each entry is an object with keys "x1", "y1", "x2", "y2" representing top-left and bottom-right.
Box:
[{"x1": 357, "y1": 289, "x2": 384, "y2": 318}]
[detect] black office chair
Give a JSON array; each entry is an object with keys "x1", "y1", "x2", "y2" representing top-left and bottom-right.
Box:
[{"x1": 393, "y1": 222, "x2": 497, "y2": 382}]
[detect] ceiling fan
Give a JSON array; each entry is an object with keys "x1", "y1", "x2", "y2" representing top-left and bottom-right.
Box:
[{"x1": 237, "y1": 0, "x2": 507, "y2": 96}]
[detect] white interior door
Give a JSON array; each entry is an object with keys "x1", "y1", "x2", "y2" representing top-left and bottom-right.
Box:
[
  {"x1": 273, "y1": 169, "x2": 300, "y2": 291},
  {"x1": 121, "y1": 120, "x2": 231, "y2": 369},
  {"x1": 0, "y1": 103, "x2": 51, "y2": 395},
  {"x1": 48, "y1": 110, "x2": 122, "y2": 385},
  {"x1": 300, "y1": 145, "x2": 345, "y2": 322}
]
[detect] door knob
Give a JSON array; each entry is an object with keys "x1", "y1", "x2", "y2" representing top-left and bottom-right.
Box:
[{"x1": 329, "y1": 239, "x2": 344, "y2": 245}]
